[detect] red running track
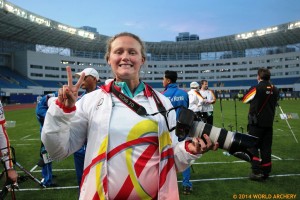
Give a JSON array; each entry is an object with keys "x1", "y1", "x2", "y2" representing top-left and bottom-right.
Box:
[{"x1": 3, "y1": 103, "x2": 36, "y2": 111}]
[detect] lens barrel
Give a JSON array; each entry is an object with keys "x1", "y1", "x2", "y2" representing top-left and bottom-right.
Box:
[
  {"x1": 174, "y1": 107, "x2": 257, "y2": 162},
  {"x1": 189, "y1": 121, "x2": 257, "y2": 162}
]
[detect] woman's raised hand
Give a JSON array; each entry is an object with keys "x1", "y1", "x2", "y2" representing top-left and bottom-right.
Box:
[{"x1": 57, "y1": 66, "x2": 85, "y2": 108}]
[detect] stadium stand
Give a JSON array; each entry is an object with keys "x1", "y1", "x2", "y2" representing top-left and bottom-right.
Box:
[
  {"x1": 33, "y1": 80, "x2": 65, "y2": 88},
  {"x1": 0, "y1": 1, "x2": 300, "y2": 103},
  {"x1": 0, "y1": 67, "x2": 40, "y2": 88}
]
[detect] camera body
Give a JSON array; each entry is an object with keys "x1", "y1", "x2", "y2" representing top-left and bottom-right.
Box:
[{"x1": 176, "y1": 107, "x2": 258, "y2": 162}]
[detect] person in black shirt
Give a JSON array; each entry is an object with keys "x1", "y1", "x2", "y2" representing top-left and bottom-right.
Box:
[{"x1": 242, "y1": 68, "x2": 279, "y2": 181}]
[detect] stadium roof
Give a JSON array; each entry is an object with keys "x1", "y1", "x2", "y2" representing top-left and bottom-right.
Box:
[{"x1": 1, "y1": 1, "x2": 300, "y2": 54}]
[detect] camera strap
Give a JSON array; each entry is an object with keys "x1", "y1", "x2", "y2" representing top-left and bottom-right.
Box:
[
  {"x1": 111, "y1": 84, "x2": 176, "y2": 131},
  {"x1": 111, "y1": 84, "x2": 148, "y2": 116}
]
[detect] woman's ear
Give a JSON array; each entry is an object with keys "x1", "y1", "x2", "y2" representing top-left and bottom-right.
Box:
[{"x1": 141, "y1": 57, "x2": 145, "y2": 65}]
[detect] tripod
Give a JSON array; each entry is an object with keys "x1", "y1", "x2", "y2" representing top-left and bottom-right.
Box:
[
  {"x1": 219, "y1": 96, "x2": 225, "y2": 128},
  {"x1": 0, "y1": 147, "x2": 45, "y2": 200},
  {"x1": 233, "y1": 97, "x2": 238, "y2": 132}
]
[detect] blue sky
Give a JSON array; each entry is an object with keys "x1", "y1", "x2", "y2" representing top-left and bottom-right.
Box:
[{"x1": 7, "y1": 0, "x2": 300, "y2": 42}]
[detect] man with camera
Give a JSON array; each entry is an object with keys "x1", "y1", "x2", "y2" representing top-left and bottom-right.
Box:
[{"x1": 243, "y1": 68, "x2": 279, "y2": 181}]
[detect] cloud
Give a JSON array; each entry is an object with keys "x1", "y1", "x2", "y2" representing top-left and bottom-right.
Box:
[{"x1": 123, "y1": 21, "x2": 145, "y2": 29}]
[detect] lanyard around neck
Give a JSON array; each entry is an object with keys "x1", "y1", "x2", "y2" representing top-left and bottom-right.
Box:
[
  {"x1": 111, "y1": 84, "x2": 147, "y2": 116},
  {"x1": 111, "y1": 84, "x2": 176, "y2": 131}
]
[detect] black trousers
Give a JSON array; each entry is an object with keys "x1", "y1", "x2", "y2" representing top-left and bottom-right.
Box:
[{"x1": 248, "y1": 125, "x2": 273, "y2": 175}]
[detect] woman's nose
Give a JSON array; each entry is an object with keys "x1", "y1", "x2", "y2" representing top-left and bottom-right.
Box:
[{"x1": 122, "y1": 52, "x2": 130, "y2": 60}]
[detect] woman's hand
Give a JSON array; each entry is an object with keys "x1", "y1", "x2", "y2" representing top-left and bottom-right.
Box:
[
  {"x1": 57, "y1": 66, "x2": 85, "y2": 108},
  {"x1": 7, "y1": 169, "x2": 18, "y2": 183},
  {"x1": 187, "y1": 134, "x2": 219, "y2": 154}
]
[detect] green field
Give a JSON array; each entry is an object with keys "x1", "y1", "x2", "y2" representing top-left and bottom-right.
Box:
[{"x1": 2, "y1": 99, "x2": 300, "y2": 200}]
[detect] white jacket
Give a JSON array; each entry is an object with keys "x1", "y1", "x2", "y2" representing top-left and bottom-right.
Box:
[
  {"x1": 42, "y1": 83, "x2": 200, "y2": 200},
  {"x1": 188, "y1": 89, "x2": 202, "y2": 112}
]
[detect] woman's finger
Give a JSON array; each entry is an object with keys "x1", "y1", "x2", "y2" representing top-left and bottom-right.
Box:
[
  {"x1": 191, "y1": 138, "x2": 201, "y2": 152},
  {"x1": 74, "y1": 72, "x2": 85, "y2": 91},
  {"x1": 212, "y1": 142, "x2": 219, "y2": 151},
  {"x1": 58, "y1": 88, "x2": 64, "y2": 102},
  {"x1": 203, "y1": 134, "x2": 213, "y2": 149},
  {"x1": 66, "y1": 66, "x2": 74, "y2": 87},
  {"x1": 63, "y1": 85, "x2": 69, "y2": 99},
  {"x1": 198, "y1": 139, "x2": 207, "y2": 153}
]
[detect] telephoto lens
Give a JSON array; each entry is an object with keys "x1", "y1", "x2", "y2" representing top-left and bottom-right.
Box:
[
  {"x1": 176, "y1": 107, "x2": 258, "y2": 162},
  {"x1": 189, "y1": 121, "x2": 257, "y2": 162}
]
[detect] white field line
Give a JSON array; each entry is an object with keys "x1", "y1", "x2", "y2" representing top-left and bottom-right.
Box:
[
  {"x1": 11, "y1": 137, "x2": 40, "y2": 145},
  {"x1": 9, "y1": 186, "x2": 79, "y2": 191},
  {"x1": 22, "y1": 158, "x2": 296, "y2": 174},
  {"x1": 193, "y1": 158, "x2": 297, "y2": 165},
  {"x1": 17, "y1": 168, "x2": 76, "y2": 174},
  {"x1": 9, "y1": 174, "x2": 300, "y2": 192},
  {"x1": 271, "y1": 154, "x2": 283, "y2": 160},
  {"x1": 7, "y1": 159, "x2": 300, "y2": 192},
  {"x1": 20, "y1": 135, "x2": 32, "y2": 140},
  {"x1": 23, "y1": 138, "x2": 40, "y2": 141},
  {"x1": 178, "y1": 173, "x2": 300, "y2": 183}
]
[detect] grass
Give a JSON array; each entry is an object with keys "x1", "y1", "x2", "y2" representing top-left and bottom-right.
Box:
[{"x1": 2, "y1": 99, "x2": 300, "y2": 200}]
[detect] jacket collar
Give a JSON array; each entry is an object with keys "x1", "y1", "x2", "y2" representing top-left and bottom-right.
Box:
[{"x1": 101, "y1": 80, "x2": 154, "y2": 97}]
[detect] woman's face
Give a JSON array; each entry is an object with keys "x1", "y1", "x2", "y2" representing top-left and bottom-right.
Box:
[{"x1": 107, "y1": 36, "x2": 145, "y2": 81}]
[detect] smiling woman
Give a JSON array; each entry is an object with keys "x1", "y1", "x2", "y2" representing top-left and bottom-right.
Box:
[{"x1": 41, "y1": 32, "x2": 218, "y2": 200}]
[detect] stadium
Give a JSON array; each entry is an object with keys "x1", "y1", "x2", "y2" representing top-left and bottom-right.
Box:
[
  {"x1": 1, "y1": 1, "x2": 300, "y2": 199},
  {"x1": 1, "y1": 0, "x2": 300, "y2": 104}
]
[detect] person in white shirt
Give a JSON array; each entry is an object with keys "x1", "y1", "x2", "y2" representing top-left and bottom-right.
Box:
[
  {"x1": 198, "y1": 80, "x2": 216, "y2": 125},
  {"x1": 188, "y1": 81, "x2": 203, "y2": 121}
]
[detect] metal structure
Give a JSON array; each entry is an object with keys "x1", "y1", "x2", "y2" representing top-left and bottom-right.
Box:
[{"x1": 1, "y1": 0, "x2": 300, "y2": 54}]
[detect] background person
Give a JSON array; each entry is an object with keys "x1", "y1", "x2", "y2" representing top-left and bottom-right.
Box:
[
  {"x1": 198, "y1": 80, "x2": 216, "y2": 125},
  {"x1": 74, "y1": 67, "x2": 100, "y2": 187},
  {"x1": 162, "y1": 70, "x2": 192, "y2": 195},
  {"x1": 42, "y1": 32, "x2": 218, "y2": 200},
  {"x1": 237, "y1": 90, "x2": 244, "y2": 101},
  {"x1": 36, "y1": 93, "x2": 58, "y2": 187},
  {"x1": 188, "y1": 81, "x2": 203, "y2": 121},
  {"x1": 242, "y1": 67, "x2": 279, "y2": 181},
  {"x1": 0, "y1": 100, "x2": 18, "y2": 183}
]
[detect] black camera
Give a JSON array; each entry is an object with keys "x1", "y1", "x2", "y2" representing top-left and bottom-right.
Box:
[{"x1": 176, "y1": 107, "x2": 258, "y2": 162}]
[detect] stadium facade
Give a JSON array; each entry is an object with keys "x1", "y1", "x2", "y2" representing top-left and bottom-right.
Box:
[{"x1": 0, "y1": 0, "x2": 300, "y2": 104}]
